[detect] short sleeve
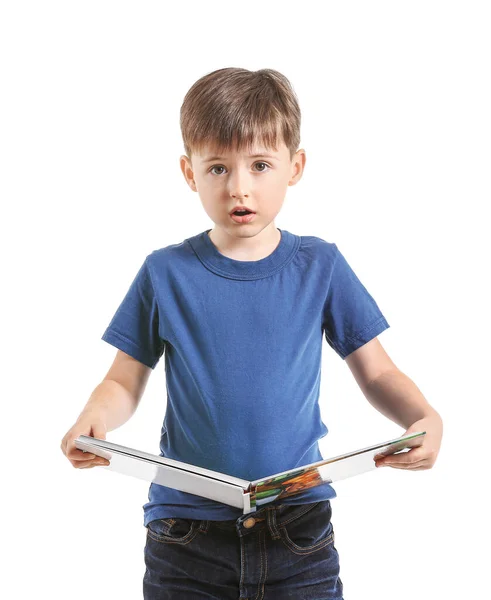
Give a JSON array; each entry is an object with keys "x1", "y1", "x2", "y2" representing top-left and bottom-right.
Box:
[
  {"x1": 322, "y1": 244, "x2": 390, "y2": 359},
  {"x1": 101, "y1": 257, "x2": 164, "y2": 369}
]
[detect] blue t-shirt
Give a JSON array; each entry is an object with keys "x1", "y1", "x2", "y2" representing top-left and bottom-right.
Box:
[{"x1": 101, "y1": 228, "x2": 390, "y2": 526}]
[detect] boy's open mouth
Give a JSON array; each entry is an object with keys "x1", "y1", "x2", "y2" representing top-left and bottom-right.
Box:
[{"x1": 230, "y1": 211, "x2": 256, "y2": 224}]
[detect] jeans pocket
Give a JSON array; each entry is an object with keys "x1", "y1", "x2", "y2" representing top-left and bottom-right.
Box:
[
  {"x1": 279, "y1": 500, "x2": 335, "y2": 555},
  {"x1": 146, "y1": 518, "x2": 199, "y2": 545}
]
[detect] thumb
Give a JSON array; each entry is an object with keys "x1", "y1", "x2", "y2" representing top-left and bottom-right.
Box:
[{"x1": 91, "y1": 421, "x2": 107, "y2": 441}]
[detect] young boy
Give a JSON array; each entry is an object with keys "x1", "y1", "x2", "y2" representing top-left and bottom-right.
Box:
[{"x1": 61, "y1": 67, "x2": 443, "y2": 599}]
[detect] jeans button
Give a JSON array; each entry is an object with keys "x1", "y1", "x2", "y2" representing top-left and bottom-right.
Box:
[{"x1": 243, "y1": 517, "x2": 256, "y2": 528}]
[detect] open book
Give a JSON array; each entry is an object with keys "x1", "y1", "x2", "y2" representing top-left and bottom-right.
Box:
[{"x1": 75, "y1": 431, "x2": 426, "y2": 514}]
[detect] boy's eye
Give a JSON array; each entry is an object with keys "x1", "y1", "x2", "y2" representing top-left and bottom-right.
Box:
[
  {"x1": 210, "y1": 165, "x2": 225, "y2": 175},
  {"x1": 209, "y1": 162, "x2": 270, "y2": 175}
]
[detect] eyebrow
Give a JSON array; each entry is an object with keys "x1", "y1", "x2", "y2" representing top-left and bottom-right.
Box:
[{"x1": 202, "y1": 153, "x2": 279, "y2": 163}]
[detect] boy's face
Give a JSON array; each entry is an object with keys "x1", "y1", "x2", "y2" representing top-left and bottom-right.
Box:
[{"x1": 180, "y1": 141, "x2": 306, "y2": 238}]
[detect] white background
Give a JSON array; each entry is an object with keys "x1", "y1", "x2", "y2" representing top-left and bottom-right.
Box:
[{"x1": 2, "y1": 1, "x2": 489, "y2": 598}]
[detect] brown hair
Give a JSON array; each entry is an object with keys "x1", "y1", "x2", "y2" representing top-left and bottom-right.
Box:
[{"x1": 180, "y1": 67, "x2": 301, "y2": 162}]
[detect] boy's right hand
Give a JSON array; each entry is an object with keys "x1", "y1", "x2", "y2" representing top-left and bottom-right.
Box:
[{"x1": 61, "y1": 411, "x2": 111, "y2": 469}]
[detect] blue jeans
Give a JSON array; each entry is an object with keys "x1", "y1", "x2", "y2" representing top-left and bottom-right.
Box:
[{"x1": 143, "y1": 499, "x2": 344, "y2": 599}]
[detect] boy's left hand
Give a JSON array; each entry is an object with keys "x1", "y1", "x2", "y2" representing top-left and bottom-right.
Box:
[{"x1": 375, "y1": 412, "x2": 443, "y2": 470}]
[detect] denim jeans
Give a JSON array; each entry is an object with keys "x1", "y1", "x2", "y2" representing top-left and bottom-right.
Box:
[{"x1": 143, "y1": 499, "x2": 344, "y2": 599}]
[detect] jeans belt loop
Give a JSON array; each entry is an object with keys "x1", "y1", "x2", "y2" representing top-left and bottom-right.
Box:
[{"x1": 266, "y1": 506, "x2": 282, "y2": 540}]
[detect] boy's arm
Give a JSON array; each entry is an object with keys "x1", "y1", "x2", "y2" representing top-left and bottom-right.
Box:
[
  {"x1": 344, "y1": 337, "x2": 396, "y2": 396},
  {"x1": 82, "y1": 349, "x2": 153, "y2": 432},
  {"x1": 345, "y1": 337, "x2": 443, "y2": 469},
  {"x1": 345, "y1": 337, "x2": 438, "y2": 428}
]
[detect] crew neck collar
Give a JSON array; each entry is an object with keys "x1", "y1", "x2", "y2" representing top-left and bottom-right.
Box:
[{"x1": 187, "y1": 228, "x2": 300, "y2": 280}]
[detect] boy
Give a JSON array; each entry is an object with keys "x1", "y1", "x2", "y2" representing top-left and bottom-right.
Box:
[{"x1": 61, "y1": 67, "x2": 443, "y2": 599}]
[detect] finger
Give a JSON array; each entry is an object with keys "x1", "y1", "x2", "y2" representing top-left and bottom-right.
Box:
[
  {"x1": 385, "y1": 464, "x2": 429, "y2": 470},
  {"x1": 70, "y1": 457, "x2": 98, "y2": 465},
  {"x1": 382, "y1": 459, "x2": 429, "y2": 470},
  {"x1": 78, "y1": 460, "x2": 110, "y2": 469},
  {"x1": 383, "y1": 447, "x2": 426, "y2": 464},
  {"x1": 70, "y1": 455, "x2": 109, "y2": 465},
  {"x1": 377, "y1": 450, "x2": 429, "y2": 466},
  {"x1": 68, "y1": 449, "x2": 97, "y2": 460},
  {"x1": 377, "y1": 455, "x2": 428, "y2": 467},
  {"x1": 379, "y1": 458, "x2": 426, "y2": 467}
]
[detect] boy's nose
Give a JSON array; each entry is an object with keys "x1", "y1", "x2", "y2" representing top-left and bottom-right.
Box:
[{"x1": 228, "y1": 171, "x2": 251, "y2": 197}]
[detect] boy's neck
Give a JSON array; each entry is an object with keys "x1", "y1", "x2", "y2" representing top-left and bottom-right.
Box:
[{"x1": 207, "y1": 224, "x2": 281, "y2": 262}]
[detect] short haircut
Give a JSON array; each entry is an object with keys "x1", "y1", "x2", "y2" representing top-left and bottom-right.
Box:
[{"x1": 180, "y1": 67, "x2": 301, "y2": 162}]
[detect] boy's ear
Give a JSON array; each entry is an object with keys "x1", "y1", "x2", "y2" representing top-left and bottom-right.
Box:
[
  {"x1": 180, "y1": 155, "x2": 198, "y2": 192},
  {"x1": 288, "y1": 149, "x2": 306, "y2": 186}
]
